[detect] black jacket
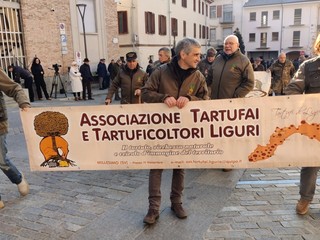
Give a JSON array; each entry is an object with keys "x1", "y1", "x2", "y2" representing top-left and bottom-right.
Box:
[{"x1": 79, "y1": 63, "x2": 93, "y2": 81}]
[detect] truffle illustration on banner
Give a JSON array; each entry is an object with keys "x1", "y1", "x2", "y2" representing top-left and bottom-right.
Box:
[{"x1": 34, "y1": 111, "x2": 76, "y2": 168}]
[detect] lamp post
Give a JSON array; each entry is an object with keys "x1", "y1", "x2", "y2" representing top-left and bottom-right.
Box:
[{"x1": 76, "y1": 3, "x2": 87, "y2": 58}]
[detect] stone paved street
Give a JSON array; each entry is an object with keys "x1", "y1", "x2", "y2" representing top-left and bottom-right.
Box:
[{"x1": 1, "y1": 87, "x2": 320, "y2": 239}]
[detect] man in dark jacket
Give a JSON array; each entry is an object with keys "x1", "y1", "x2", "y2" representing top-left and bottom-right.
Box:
[
  {"x1": 151, "y1": 47, "x2": 171, "y2": 75},
  {"x1": 207, "y1": 35, "x2": 254, "y2": 100},
  {"x1": 284, "y1": 33, "x2": 320, "y2": 215},
  {"x1": 105, "y1": 52, "x2": 148, "y2": 104},
  {"x1": 141, "y1": 37, "x2": 209, "y2": 225},
  {"x1": 207, "y1": 35, "x2": 254, "y2": 172},
  {"x1": 79, "y1": 58, "x2": 94, "y2": 100},
  {"x1": 198, "y1": 47, "x2": 217, "y2": 95},
  {"x1": 0, "y1": 69, "x2": 30, "y2": 209},
  {"x1": 97, "y1": 58, "x2": 109, "y2": 90},
  {"x1": 8, "y1": 65, "x2": 35, "y2": 102},
  {"x1": 268, "y1": 52, "x2": 295, "y2": 96}
]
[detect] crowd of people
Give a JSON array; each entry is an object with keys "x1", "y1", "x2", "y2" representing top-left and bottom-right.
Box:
[
  {"x1": 1, "y1": 32, "x2": 320, "y2": 225},
  {"x1": 100, "y1": 34, "x2": 320, "y2": 224}
]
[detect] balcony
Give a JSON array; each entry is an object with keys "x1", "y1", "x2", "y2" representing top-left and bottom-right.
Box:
[
  {"x1": 219, "y1": 14, "x2": 234, "y2": 24},
  {"x1": 257, "y1": 24, "x2": 270, "y2": 29}
]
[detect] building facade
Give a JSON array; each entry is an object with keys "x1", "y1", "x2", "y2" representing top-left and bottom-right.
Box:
[
  {"x1": 243, "y1": 0, "x2": 320, "y2": 61},
  {"x1": 117, "y1": 0, "x2": 214, "y2": 69},
  {"x1": 207, "y1": 0, "x2": 247, "y2": 51},
  {"x1": 0, "y1": 0, "x2": 119, "y2": 80},
  {"x1": 1, "y1": 0, "x2": 319, "y2": 80}
]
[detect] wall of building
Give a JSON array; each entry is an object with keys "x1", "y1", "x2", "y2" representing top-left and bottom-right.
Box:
[
  {"x1": 20, "y1": 0, "x2": 73, "y2": 76},
  {"x1": 19, "y1": 0, "x2": 119, "y2": 79},
  {"x1": 118, "y1": 0, "x2": 213, "y2": 70}
]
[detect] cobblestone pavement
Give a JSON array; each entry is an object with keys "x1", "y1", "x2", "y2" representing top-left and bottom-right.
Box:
[
  {"x1": 204, "y1": 169, "x2": 320, "y2": 240},
  {"x1": 1, "y1": 88, "x2": 320, "y2": 239}
]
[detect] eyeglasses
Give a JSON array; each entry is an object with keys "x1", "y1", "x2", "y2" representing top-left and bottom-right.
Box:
[{"x1": 224, "y1": 41, "x2": 237, "y2": 46}]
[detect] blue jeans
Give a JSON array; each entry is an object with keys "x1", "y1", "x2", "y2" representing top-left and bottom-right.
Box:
[
  {"x1": 300, "y1": 167, "x2": 320, "y2": 201},
  {"x1": 0, "y1": 134, "x2": 22, "y2": 199}
]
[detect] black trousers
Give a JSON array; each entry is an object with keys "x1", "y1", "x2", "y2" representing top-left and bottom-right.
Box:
[{"x1": 24, "y1": 77, "x2": 34, "y2": 102}]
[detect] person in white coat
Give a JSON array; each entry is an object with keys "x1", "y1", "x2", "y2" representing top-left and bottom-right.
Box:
[{"x1": 69, "y1": 61, "x2": 83, "y2": 101}]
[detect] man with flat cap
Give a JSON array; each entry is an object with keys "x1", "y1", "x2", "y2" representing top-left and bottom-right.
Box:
[
  {"x1": 79, "y1": 58, "x2": 94, "y2": 100},
  {"x1": 105, "y1": 52, "x2": 148, "y2": 104}
]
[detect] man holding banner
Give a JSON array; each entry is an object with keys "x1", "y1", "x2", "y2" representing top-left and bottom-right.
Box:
[
  {"x1": 284, "y1": 33, "x2": 320, "y2": 215},
  {"x1": 207, "y1": 34, "x2": 255, "y2": 172},
  {"x1": 141, "y1": 37, "x2": 209, "y2": 225}
]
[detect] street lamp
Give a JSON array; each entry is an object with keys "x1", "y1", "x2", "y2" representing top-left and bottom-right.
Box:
[{"x1": 76, "y1": 3, "x2": 87, "y2": 58}]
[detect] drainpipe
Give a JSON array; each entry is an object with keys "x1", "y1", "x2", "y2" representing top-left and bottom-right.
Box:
[
  {"x1": 168, "y1": 0, "x2": 172, "y2": 47},
  {"x1": 279, "y1": 1, "x2": 284, "y2": 53},
  {"x1": 131, "y1": 0, "x2": 136, "y2": 51}
]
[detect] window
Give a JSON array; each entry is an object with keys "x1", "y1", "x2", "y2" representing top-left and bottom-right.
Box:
[
  {"x1": 172, "y1": 0, "x2": 176, "y2": 3},
  {"x1": 272, "y1": 32, "x2": 279, "y2": 41},
  {"x1": 171, "y1": 18, "x2": 178, "y2": 36},
  {"x1": 206, "y1": 4, "x2": 208, "y2": 17},
  {"x1": 249, "y1": 33, "x2": 255, "y2": 42},
  {"x1": 260, "y1": 32, "x2": 267, "y2": 47},
  {"x1": 250, "y1": 12, "x2": 256, "y2": 21},
  {"x1": 261, "y1": 11, "x2": 268, "y2": 27},
  {"x1": 210, "y1": 28, "x2": 216, "y2": 41},
  {"x1": 118, "y1": 11, "x2": 128, "y2": 34},
  {"x1": 193, "y1": 0, "x2": 196, "y2": 11},
  {"x1": 194, "y1": 23, "x2": 196, "y2": 38},
  {"x1": 159, "y1": 15, "x2": 167, "y2": 35},
  {"x1": 222, "y1": 4, "x2": 233, "y2": 23},
  {"x1": 198, "y1": 0, "x2": 200, "y2": 14},
  {"x1": 145, "y1": 12, "x2": 155, "y2": 34},
  {"x1": 273, "y1": 10, "x2": 280, "y2": 20},
  {"x1": 199, "y1": 24, "x2": 201, "y2": 38},
  {"x1": 206, "y1": 26, "x2": 209, "y2": 39},
  {"x1": 202, "y1": 2, "x2": 204, "y2": 15},
  {"x1": 182, "y1": 0, "x2": 187, "y2": 8},
  {"x1": 294, "y1": 9, "x2": 302, "y2": 25},
  {"x1": 0, "y1": 6, "x2": 25, "y2": 70},
  {"x1": 210, "y1": 6, "x2": 216, "y2": 18},
  {"x1": 222, "y1": 28, "x2": 232, "y2": 39},
  {"x1": 293, "y1": 31, "x2": 300, "y2": 46},
  {"x1": 202, "y1": 25, "x2": 206, "y2": 38},
  {"x1": 183, "y1": 20, "x2": 186, "y2": 37}
]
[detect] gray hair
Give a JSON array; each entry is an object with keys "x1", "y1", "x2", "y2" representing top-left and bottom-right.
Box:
[
  {"x1": 158, "y1": 47, "x2": 171, "y2": 59},
  {"x1": 224, "y1": 35, "x2": 239, "y2": 44},
  {"x1": 175, "y1": 38, "x2": 201, "y2": 59}
]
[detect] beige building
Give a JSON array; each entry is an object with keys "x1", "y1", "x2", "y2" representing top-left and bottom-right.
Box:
[
  {"x1": 0, "y1": 0, "x2": 119, "y2": 80},
  {"x1": 117, "y1": 0, "x2": 214, "y2": 69}
]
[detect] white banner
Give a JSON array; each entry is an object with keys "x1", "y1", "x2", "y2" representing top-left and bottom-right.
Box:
[{"x1": 21, "y1": 94, "x2": 320, "y2": 171}]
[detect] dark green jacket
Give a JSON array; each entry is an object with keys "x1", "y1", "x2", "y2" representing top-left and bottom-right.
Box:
[
  {"x1": 207, "y1": 50, "x2": 254, "y2": 99},
  {"x1": 106, "y1": 64, "x2": 148, "y2": 104}
]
